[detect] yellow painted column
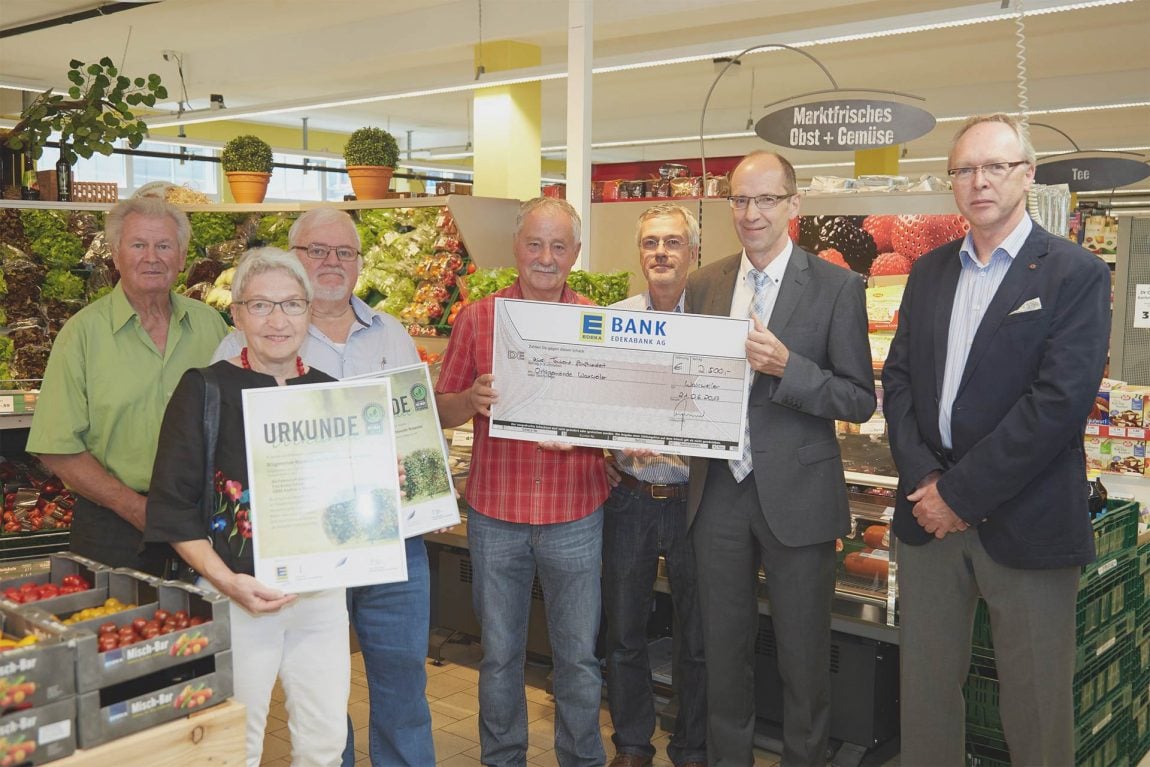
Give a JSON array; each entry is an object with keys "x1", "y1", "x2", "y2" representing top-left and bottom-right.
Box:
[
  {"x1": 472, "y1": 41, "x2": 541, "y2": 200},
  {"x1": 854, "y1": 145, "x2": 900, "y2": 177}
]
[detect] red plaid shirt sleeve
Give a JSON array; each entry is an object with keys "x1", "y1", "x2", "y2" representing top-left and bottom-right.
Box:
[{"x1": 435, "y1": 282, "x2": 608, "y2": 524}]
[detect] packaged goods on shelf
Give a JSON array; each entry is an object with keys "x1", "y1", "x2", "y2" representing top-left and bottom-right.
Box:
[{"x1": 1, "y1": 458, "x2": 75, "y2": 541}]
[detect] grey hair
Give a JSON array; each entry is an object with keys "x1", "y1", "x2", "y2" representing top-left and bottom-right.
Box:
[
  {"x1": 634, "y1": 203, "x2": 700, "y2": 251},
  {"x1": 105, "y1": 197, "x2": 191, "y2": 255},
  {"x1": 515, "y1": 197, "x2": 582, "y2": 244},
  {"x1": 288, "y1": 208, "x2": 362, "y2": 251},
  {"x1": 231, "y1": 246, "x2": 314, "y2": 303},
  {"x1": 950, "y1": 113, "x2": 1037, "y2": 166}
]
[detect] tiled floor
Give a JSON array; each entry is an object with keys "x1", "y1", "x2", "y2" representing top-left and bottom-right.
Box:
[
  {"x1": 256, "y1": 641, "x2": 790, "y2": 767},
  {"x1": 253, "y1": 636, "x2": 1150, "y2": 767}
]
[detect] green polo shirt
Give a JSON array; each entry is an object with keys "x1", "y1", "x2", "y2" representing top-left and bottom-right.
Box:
[{"x1": 28, "y1": 283, "x2": 229, "y2": 492}]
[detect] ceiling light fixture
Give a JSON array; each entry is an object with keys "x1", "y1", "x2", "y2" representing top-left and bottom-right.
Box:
[
  {"x1": 142, "y1": 69, "x2": 567, "y2": 128},
  {"x1": 133, "y1": 0, "x2": 1130, "y2": 129}
]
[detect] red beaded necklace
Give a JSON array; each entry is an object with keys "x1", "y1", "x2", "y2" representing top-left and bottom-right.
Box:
[{"x1": 240, "y1": 347, "x2": 306, "y2": 377}]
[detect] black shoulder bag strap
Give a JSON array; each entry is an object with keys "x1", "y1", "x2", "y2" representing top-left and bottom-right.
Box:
[
  {"x1": 170, "y1": 367, "x2": 221, "y2": 583},
  {"x1": 199, "y1": 366, "x2": 221, "y2": 530}
]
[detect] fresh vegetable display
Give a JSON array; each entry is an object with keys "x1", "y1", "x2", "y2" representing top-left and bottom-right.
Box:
[
  {"x1": 60, "y1": 596, "x2": 136, "y2": 625},
  {"x1": 94, "y1": 610, "x2": 206, "y2": 651},
  {"x1": 463, "y1": 267, "x2": 630, "y2": 307},
  {"x1": 40, "y1": 269, "x2": 85, "y2": 301},
  {"x1": 1, "y1": 574, "x2": 89, "y2": 604},
  {"x1": 0, "y1": 637, "x2": 38, "y2": 654},
  {"x1": 460, "y1": 267, "x2": 518, "y2": 302}
]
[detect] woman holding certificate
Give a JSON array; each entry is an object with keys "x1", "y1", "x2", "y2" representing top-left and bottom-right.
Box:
[{"x1": 146, "y1": 247, "x2": 347, "y2": 767}]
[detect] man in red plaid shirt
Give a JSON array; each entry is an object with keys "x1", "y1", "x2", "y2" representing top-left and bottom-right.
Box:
[{"x1": 436, "y1": 197, "x2": 609, "y2": 767}]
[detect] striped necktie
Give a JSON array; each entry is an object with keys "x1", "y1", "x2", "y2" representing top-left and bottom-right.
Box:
[{"x1": 729, "y1": 269, "x2": 772, "y2": 482}]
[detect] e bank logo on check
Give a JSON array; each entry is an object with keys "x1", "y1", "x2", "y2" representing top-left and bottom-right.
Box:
[{"x1": 581, "y1": 313, "x2": 669, "y2": 346}]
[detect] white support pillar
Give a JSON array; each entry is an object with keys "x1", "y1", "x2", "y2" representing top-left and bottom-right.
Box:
[{"x1": 566, "y1": 0, "x2": 593, "y2": 268}]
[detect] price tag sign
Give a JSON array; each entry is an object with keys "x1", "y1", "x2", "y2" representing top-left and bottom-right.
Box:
[{"x1": 1134, "y1": 284, "x2": 1150, "y2": 328}]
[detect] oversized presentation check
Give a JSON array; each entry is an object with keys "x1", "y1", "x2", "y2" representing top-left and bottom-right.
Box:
[{"x1": 490, "y1": 298, "x2": 752, "y2": 459}]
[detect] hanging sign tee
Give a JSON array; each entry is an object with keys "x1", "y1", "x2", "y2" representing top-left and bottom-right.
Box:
[
  {"x1": 1035, "y1": 152, "x2": 1150, "y2": 192},
  {"x1": 756, "y1": 98, "x2": 935, "y2": 151}
]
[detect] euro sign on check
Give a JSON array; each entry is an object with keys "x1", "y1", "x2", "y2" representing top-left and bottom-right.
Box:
[{"x1": 490, "y1": 298, "x2": 752, "y2": 459}]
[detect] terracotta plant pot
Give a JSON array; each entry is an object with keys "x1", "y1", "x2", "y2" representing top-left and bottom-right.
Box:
[
  {"x1": 226, "y1": 171, "x2": 271, "y2": 203},
  {"x1": 347, "y1": 165, "x2": 394, "y2": 200}
]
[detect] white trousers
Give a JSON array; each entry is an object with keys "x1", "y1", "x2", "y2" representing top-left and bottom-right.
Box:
[{"x1": 227, "y1": 587, "x2": 351, "y2": 767}]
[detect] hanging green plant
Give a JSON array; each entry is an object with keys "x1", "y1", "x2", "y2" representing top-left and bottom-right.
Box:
[{"x1": 4, "y1": 57, "x2": 168, "y2": 164}]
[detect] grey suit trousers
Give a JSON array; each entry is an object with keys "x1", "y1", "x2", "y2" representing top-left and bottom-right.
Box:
[
  {"x1": 692, "y1": 463, "x2": 836, "y2": 767},
  {"x1": 898, "y1": 528, "x2": 1080, "y2": 766}
]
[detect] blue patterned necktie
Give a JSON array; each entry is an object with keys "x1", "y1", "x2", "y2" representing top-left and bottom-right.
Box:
[{"x1": 729, "y1": 269, "x2": 773, "y2": 482}]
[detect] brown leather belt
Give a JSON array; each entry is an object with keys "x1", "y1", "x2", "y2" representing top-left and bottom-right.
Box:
[{"x1": 617, "y1": 471, "x2": 688, "y2": 500}]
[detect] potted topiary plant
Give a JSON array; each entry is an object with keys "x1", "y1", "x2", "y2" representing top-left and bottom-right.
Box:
[
  {"x1": 221, "y1": 134, "x2": 274, "y2": 203},
  {"x1": 343, "y1": 126, "x2": 399, "y2": 200}
]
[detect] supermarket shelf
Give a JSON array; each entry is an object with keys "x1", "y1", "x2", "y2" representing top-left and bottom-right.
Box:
[{"x1": 0, "y1": 413, "x2": 32, "y2": 430}]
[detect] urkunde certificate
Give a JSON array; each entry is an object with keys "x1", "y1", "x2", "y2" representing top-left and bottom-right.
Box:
[
  {"x1": 345, "y1": 363, "x2": 461, "y2": 537},
  {"x1": 490, "y1": 298, "x2": 752, "y2": 459},
  {"x1": 243, "y1": 378, "x2": 406, "y2": 593}
]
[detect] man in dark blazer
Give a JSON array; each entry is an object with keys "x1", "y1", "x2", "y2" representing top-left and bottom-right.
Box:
[
  {"x1": 882, "y1": 114, "x2": 1111, "y2": 765},
  {"x1": 685, "y1": 151, "x2": 875, "y2": 766}
]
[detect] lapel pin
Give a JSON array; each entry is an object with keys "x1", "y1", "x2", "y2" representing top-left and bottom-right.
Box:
[{"x1": 1028, "y1": 264, "x2": 1036, "y2": 270}]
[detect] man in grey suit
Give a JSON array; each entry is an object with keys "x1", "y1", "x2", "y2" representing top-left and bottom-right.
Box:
[
  {"x1": 883, "y1": 114, "x2": 1111, "y2": 765},
  {"x1": 685, "y1": 151, "x2": 875, "y2": 766}
]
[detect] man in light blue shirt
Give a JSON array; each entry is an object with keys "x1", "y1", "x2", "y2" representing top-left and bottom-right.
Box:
[
  {"x1": 603, "y1": 203, "x2": 706, "y2": 767},
  {"x1": 213, "y1": 208, "x2": 432, "y2": 766}
]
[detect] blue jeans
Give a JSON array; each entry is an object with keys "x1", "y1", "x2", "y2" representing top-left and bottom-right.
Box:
[
  {"x1": 468, "y1": 507, "x2": 606, "y2": 767},
  {"x1": 341, "y1": 536, "x2": 434, "y2": 767},
  {"x1": 603, "y1": 484, "x2": 706, "y2": 766}
]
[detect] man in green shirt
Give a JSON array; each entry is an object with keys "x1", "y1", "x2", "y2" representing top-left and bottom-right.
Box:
[{"x1": 28, "y1": 196, "x2": 228, "y2": 573}]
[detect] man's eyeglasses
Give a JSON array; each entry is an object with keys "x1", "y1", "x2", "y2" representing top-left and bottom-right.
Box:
[
  {"x1": 727, "y1": 194, "x2": 795, "y2": 211},
  {"x1": 640, "y1": 236, "x2": 688, "y2": 252},
  {"x1": 946, "y1": 161, "x2": 1029, "y2": 181},
  {"x1": 233, "y1": 299, "x2": 311, "y2": 316},
  {"x1": 293, "y1": 244, "x2": 360, "y2": 261}
]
